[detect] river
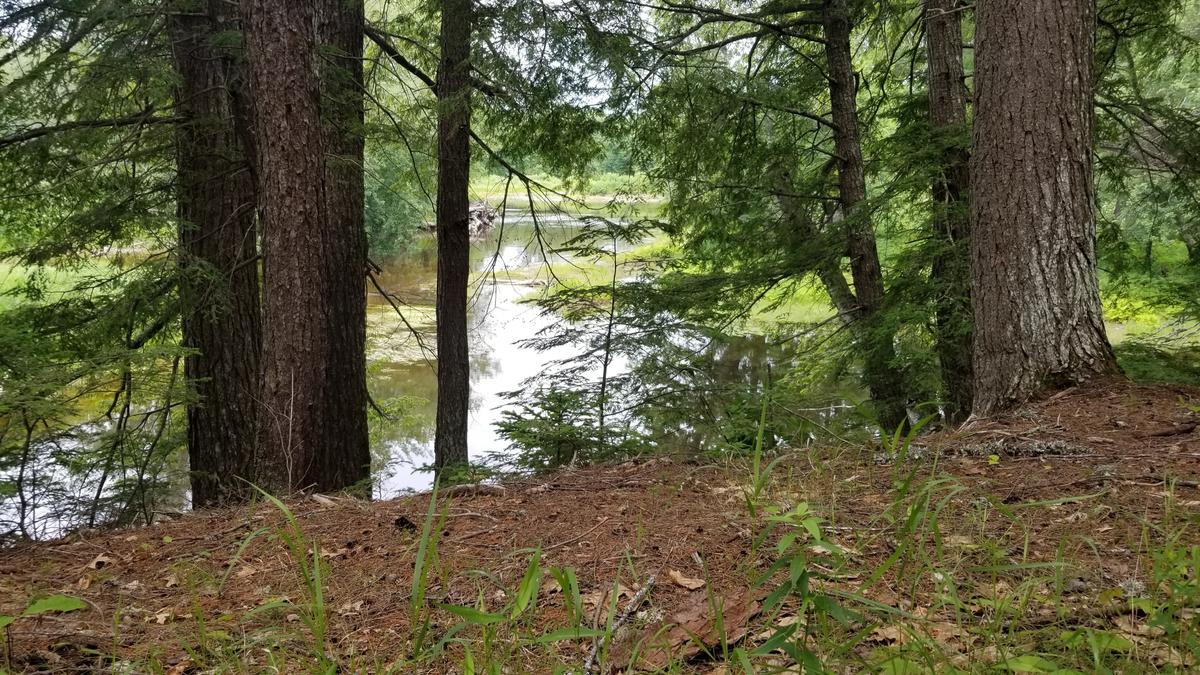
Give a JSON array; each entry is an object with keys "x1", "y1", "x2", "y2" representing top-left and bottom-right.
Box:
[{"x1": 365, "y1": 213, "x2": 634, "y2": 495}]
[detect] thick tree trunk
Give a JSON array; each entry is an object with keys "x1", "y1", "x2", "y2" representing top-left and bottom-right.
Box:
[
  {"x1": 971, "y1": 0, "x2": 1118, "y2": 414},
  {"x1": 168, "y1": 7, "x2": 262, "y2": 507},
  {"x1": 244, "y1": 0, "x2": 370, "y2": 493},
  {"x1": 434, "y1": 0, "x2": 472, "y2": 470},
  {"x1": 314, "y1": 0, "x2": 371, "y2": 491},
  {"x1": 924, "y1": 0, "x2": 973, "y2": 421},
  {"x1": 822, "y1": 0, "x2": 907, "y2": 430}
]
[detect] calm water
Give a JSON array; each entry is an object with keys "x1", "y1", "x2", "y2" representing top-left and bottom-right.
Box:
[{"x1": 365, "y1": 214, "x2": 628, "y2": 495}]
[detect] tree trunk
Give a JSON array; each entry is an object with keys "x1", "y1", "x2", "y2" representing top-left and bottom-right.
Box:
[
  {"x1": 971, "y1": 0, "x2": 1118, "y2": 414},
  {"x1": 168, "y1": 6, "x2": 262, "y2": 507},
  {"x1": 774, "y1": 169, "x2": 860, "y2": 323},
  {"x1": 244, "y1": 0, "x2": 370, "y2": 493},
  {"x1": 314, "y1": 0, "x2": 371, "y2": 491},
  {"x1": 434, "y1": 0, "x2": 472, "y2": 470},
  {"x1": 822, "y1": 0, "x2": 907, "y2": 430},
  {"x1": 924, "y1": 0, "x2": 973, "y2": 422}
]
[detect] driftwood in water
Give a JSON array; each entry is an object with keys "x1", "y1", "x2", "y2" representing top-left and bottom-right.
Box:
[{"x1": 420, "y1": 202, "x2": 499, "y2": 240}]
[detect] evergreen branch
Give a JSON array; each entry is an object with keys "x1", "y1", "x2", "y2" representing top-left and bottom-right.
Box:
[
  {"x1": 0, "y1": 107, "x2": 183, "y2": 150},
  {"x1": 364, "y1": 24, "x2": 509, "y2": 99}
]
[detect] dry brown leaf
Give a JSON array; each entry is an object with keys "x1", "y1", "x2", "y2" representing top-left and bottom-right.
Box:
[
  {"x1": 164, "y1": 660, "x2": 192, "y2": 675},
  {"x1": 616, "y1": 589, "x2": 761, "y2": 670},
  {"x1": 1114, "y1": 614, "x2": 1166, "y2": 637},
  {"x1": 753, "y1": 614, "x2": 804, "y2": 641},
  {"x1": 581, "y1": 583, "x2": 632, "y2": 609},
  {"x1": 76, "y1": 575, "x2": 92, "y2": 590},
  {"x1": 539, "y1": 578, "x2": 562, "y2": 597},
  {"x1": 869, "y1": 624, "x2": 907, "y2": 644},
  {"x1": 668, "y1": 569, "x2": 706, "y2": 590},
  {"x1": 337, "y1": 600, "x2": 365, "y2": 616}
]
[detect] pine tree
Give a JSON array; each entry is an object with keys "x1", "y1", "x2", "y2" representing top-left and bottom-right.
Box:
[
  {"x1": 971, "y1": 0, "x2": 1119, "y2": 413},
  {"x1": 434, "y1": 0, "x2": 473, "y2": 470}
]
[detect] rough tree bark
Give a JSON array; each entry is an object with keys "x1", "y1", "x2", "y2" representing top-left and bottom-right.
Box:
[
  {"x1": 168, "y1": 5, "x2": 261, "y2": 507},
  {"x1": 924, "y1": 0, "x2": 973, "y2": 421},
  {"x1": 971, "y1": 0, "x2": 1118, "y2": 414},
  {"x1": 244, "y1": 0, "x2": 370, "y2": 493},
  {"x1": 314, "y1": 0, "x2": 371, "y2": 491},
  {"x1": 822, "y1": 0, "x2": 908, "y2": 430},
  {"x1": 434, "y1": 0, "x2": 473, "y2": 470}
]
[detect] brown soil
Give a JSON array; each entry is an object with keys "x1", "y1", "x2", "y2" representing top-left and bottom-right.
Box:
[{"x1": 1, "y1": 378, "x2": 1198, "y2": 673}]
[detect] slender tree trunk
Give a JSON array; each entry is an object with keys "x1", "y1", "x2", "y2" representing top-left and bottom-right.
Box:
[
  {"x1": 924, "y1": 0, "x2": 973, "y2": 421},
  {"x1": 822, "y1": 0, "x2": 907, "y2": 430},
  {"x1": 168, "y1": 6, "x2": 262, "y2": 507},
  {"x1": 971, "y1": 0, "x2": 1118, "y2": 414},
  {"x1": 434, "y1": 0, "x2": 472, "y2": 470},
  {"x1": 774, "y1": 169, "x2": 860, "y2": 322},
  {"x1": 244, "y1": 0, "x2": 370, "y2": 493}
]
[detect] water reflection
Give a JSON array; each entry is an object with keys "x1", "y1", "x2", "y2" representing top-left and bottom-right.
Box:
[{"x1": 366, "y1": 216, "x2": 608, "y2": 495}]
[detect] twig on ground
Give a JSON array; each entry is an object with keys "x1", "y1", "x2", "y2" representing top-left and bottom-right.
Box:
[
  {"x1": 582, "y1": 575, "x2": 656, "y2": 674},
  {"x1": 546, "y1": 517, "x2": 611, "y2": 552}
]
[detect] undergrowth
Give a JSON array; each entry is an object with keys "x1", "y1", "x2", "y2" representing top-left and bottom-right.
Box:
[{"x1": 2, "y1": 430, "x2": 1197, "y2": 674}]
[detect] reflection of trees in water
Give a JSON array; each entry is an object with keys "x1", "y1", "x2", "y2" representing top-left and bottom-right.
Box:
[{"x1": 626, "y1": 327, "x2": 865, "y2": 455}]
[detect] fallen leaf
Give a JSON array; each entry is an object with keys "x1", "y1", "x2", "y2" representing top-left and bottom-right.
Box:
[
  {"x1": 581, "y1": 583, "x2": 632, "y2": 609},
  {"x1": 235, "y1": 565, "x2": 257, "y2": 579},
  {"x1": 337, "y1": 600, "x2": 364, "y2": 616},
  {"x1": 869, "y1": 624, "x2": 907, "y2": 644},
  {"x1": 753, "y1": 614, "x2": 804, "y2": 641},
  {"x1": 614, "y1": 589, "x2": 761, "y2": 670},
  {"x1": 76, "y1": 575, "x2": 92, "y2": 590},
  {"x1": 88, "y1": 554, "x2": 115, "y2": 570},
  {"x1": 668, "y1": 569, "x2": 706, "y2": 590},
  {"x1": 164, "y1": 574, "x2": 178, "y2": 588},
  {"x1": 539, "y1": 578, "x2": 562, "y2": 597},
  {"x1": 149, "y1": 610, "x2": 173, "y2": 625},
  {"x1": 164, "y1": 659, "x2": 192, "y2": 675},
  {"x1": 1115, "y1": 615, "x2": 1166, "y2": 637}
]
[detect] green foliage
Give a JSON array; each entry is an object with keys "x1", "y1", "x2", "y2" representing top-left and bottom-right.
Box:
[
  {"x1": 365, "y1": 148, "x2": 427, "y2": 258},
  {"x1": 1, "y1": 592, "x2": 87, "y2": 666},
  {"x1": 496, "y1": 387, "x2": 606, "y2": 470},
  {"x1": 1116, "y1": 342, "x2": 1200, "y2": 386}
]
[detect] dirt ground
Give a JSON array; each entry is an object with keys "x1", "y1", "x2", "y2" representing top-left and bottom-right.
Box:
[{"x1": 1, "y1": 378, "x2": 1198, "y2": 673}]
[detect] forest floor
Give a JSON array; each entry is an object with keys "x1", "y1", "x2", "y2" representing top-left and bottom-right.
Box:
[{"x1": 1, "y1": 378, "x2": 1198, "y2": 673}]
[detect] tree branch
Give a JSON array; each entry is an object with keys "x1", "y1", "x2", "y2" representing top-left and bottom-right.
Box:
[{"x1": 0, "y1": 107, "x2": 183, "y2": 150}]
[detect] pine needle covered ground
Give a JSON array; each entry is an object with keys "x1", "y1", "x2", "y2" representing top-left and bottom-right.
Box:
[{"x1": 1, "y1": 380, "x2": 1198, "y2": 673}]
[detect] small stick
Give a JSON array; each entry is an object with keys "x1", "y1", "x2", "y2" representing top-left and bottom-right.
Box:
[
  {"x1": 582, "y1": 575, "x2": 656, "y2": 674},
  {"x1": 545, "y1": 517, "x2": 610, "y2": 553}
]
